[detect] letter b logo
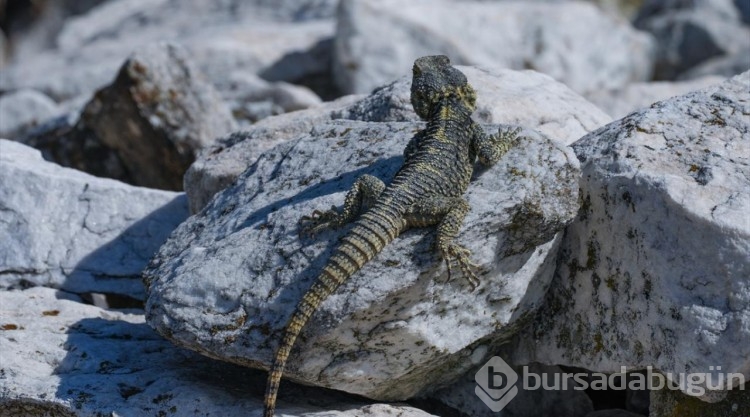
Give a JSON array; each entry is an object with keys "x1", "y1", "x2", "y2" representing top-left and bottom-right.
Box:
[{"x1": 475, "y1": 356, "x2": 519, "y2": 411}]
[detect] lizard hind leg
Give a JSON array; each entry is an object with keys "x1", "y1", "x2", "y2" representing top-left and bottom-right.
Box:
[
  {"x1": 406, "y1": 196, "x2": 481, "y2": 289},
  {"x1": 299, "y1": 174, "x2": 385, "y2": 237}
]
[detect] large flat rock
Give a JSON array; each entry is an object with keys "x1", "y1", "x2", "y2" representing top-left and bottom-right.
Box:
[{"x1": 144, "y1": 119, "x2": 580, "y2": 401}]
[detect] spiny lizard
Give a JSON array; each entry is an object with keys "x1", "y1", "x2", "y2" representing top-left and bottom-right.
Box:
[{"x1": 263, "y1": 55, "x2": 520, "y2": 416}]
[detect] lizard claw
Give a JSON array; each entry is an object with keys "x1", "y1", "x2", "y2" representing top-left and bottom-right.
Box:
[
  {"x1": 497, "y1": 126, "x2": 522, "y2": 141},
  {"x1": 440, "y1": 243, "x2": 481, "y2": 290},
  {"x1": 299, "y1": 206, "x2": 339, "y2": 237}
]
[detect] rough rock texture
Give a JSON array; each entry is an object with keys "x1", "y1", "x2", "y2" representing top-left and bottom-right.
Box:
[
  {"x1": 0, "y1": 89, "x2": 61, "y2": 139},
  {"x1": 185, "y1": 66, "x2": 611, "y2": 213},
  {"x1": 0, "y1": 140, "x2": 189, "y2": 300},
  {"x1": 0, "y1": 0, "x2": 335, "y2": 102},
  {"x1": 334, "y1": 0, "x2": 655, "y2": 95},
  {"x1": 586, "y1": 75, "x2": 726, "y2": 119},
  {"x1": 635, "y1": 0, "x2": 750, "y2": 79},
  {"x1": 183, "y1": 95, "x2": 362, "y2": 214},
  {"x1": 650, "y1": 385, "x2": 749, "y2": 417},
  {"x1": 428, "y1": 362, "x2": 594, "y2": 417},
  {"x1": 78, "y1": 42, "x2": 237, "y2": 190},
  {"x1": 0, "y1": 287, "x2": 436, "y2": 417},
  {"x1": 509, "y1": 72, "x2": 750, "y2": 398},
  {"x1": 144, "y1": 119, "x2": 581, "y2": 401}
]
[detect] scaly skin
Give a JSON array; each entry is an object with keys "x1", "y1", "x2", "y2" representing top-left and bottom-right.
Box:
[{"x1": 263, "y1": 55, "x2": 519, "y2": 416}]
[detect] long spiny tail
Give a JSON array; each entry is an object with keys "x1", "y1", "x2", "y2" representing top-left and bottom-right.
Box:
[{"x1": 263, "y1": 208, "x2": 400, "y2": 417}]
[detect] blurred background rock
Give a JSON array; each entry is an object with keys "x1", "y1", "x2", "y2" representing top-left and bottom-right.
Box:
[{"x1": 0, "y1": 0, "x2": 746, "y2": 191}]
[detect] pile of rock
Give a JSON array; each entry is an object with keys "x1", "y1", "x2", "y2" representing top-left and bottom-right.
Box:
[{"x1": 1, "y1": 1, "x2": 747, "y2": 416}]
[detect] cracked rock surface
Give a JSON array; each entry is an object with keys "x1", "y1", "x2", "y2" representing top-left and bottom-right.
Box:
[
  {"x1": 144, "y1": 119, "x2": 580, "y2": 401},
  {"x1": 509, "y1": 71, "x2": 750, "y2": 398},
  {"x1": 0, "y1": 287, "x2": 436, "y2": 417},
  {"x1": 0, "y1": 140, "x2": 188, "y2": 300}
]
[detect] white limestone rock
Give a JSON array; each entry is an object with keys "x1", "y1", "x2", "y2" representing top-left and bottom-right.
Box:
[
  {"x1": 0, "y1": 89, "x2": 61, "y2": 139},
  {"x1": 333, "y1": 0, "x2": 655, "y2": 95},
  {"x1": 183, "y1": 95, "x2": 363, "y2": 213},
  {"x1": 586, "y1": 75, "x2": 726, "y2": 119},
  {"x1": 144, "y1": 119, "x2": 581, "y2": 401},
  {"x1": 509, "y1": 71, "x2": 750, "y2": 398},
  {"x1": 185, "y1": 66, "x2": 610, "y2": 213},
  {"x1": 0, "y1": 140, "x2": 189, "y2": 299},
  {"x1": 0, "y1": 287, "x2": 436, "y2": 417}
]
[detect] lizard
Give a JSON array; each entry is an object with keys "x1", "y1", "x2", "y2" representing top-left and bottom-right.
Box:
[{"x1": 263, "y1": 55, "x2": 520, "y2": 417}]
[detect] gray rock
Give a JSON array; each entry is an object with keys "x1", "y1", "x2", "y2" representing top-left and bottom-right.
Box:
[
  {"x1": 0, "y1": 0, "x2": 108, "y2": 66},
  {"x1": 0, "y1": 287, "x2": 437, "y2": 417},
  {"x1": 0, "y1": 89, "x2": 61, "y2": 139},
  {"x1": 183, "y1": 95, "x2": 362, "y2": 214},
  {"x1": 186, "y1": 20, "x2": 335, "y2": 98},
  {"x1": 0, "y1": 28, "x2": 8, "y2": 68},
  {"x1": 78, "y1": 42, "x2": 237, "y2": 190},
  {"x1": 0, "y1": 47, "x2": 125, "y2": 103},
  {"x1": 508, "y1": 72, "x2": 750, "y2": 399},
  {"x1": 219, "y1": 72, "x2": 322, "y2": 126},
  {"x1": 144, "y1": 118, "x2": 580, "y2": 401},
  {"x1": 19, "y1": 111, "x2": 132, "y2": 186},
  {"x1": 185, "y1": 66, "x2": 611, "y2": 213},
  {"x1": 260, "y1": 37, "x2": 339, "y2": 100},
  {"x1": 429, "y1": 362, "x2": 594, "y2": 417},
  {"x1": 738, "y1": 0, "x2": 750, "y2": 24},
  {"x1": 0, "y1": 139, "x2": 189, "y2": 300},
  {"x1": 636, "y1": 0, "x2": 743, "y2": 22},
  {"x1": 333, "y1": 0, "x2": 655, "y2": 95},
  {"x1": 626, "y1": 377, "x2": 651, "y2": 415},
  {"x1": 586, "y1": 75, "x2": 726, "y2": 119},
  {"x1": 649, "y1": 386, "x2": 749, "y2": 417},
  {"x1": 678, "y1": 52, "x2": 750, "y2": 80},
  {"x1": 635, "y1": 0, "x2": 750, "y2": 79}
]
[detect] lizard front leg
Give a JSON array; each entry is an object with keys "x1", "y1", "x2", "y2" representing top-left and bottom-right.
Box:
[
  {"x1": 300, "y1": 174, "x2": 385, "y2": 237},
  {"x1": 406, "y1": 196, "x2": 480, "y2": 289},
  {"x1": 473, "y1": 124, "x2": 521, "y2": 166}
]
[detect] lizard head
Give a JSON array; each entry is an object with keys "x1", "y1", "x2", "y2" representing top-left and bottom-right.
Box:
[{"x1": 410, "y1": 55, "x2": 477, "y2": 120}]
